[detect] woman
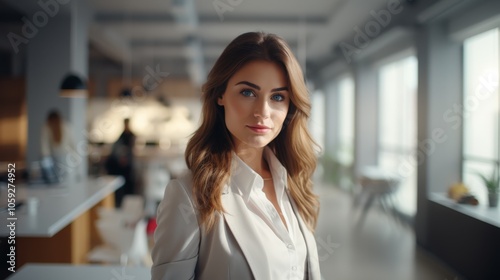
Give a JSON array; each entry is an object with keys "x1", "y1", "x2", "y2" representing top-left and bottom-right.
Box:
[
  {"x1": 152, "y1": 32, "x2": 321, "y2": 280},
  {"x1": 40, "y1": 109, "x2": 76, "y2": 180}
]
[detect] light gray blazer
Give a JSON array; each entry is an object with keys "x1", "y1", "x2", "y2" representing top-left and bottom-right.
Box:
[{"x1": 151, "y1": 173, "x2": 321, "y2": 280}]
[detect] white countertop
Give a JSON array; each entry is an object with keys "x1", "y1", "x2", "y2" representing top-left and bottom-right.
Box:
[
  {"x1": 0, "y1": 176, "x2": 124, "y2": 237},
  {"x1": 428, "y1": 192, "x2": 500, "y2": 228},
  {"x1": 6, "y1": 263, "x2": 150, "y2": 280}
]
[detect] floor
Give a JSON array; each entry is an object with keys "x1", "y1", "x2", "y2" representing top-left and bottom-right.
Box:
[{"x1": 314, "y1": 181, "x2": 462, "y2": 280}]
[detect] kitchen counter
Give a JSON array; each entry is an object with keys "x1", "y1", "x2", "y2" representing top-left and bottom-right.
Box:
[
  {"x1": 1, "y1": 176, "x2": 124, "y2": 237},
  {"x1": 0, "y1": 176, "x2": 124, "y2": 268}
]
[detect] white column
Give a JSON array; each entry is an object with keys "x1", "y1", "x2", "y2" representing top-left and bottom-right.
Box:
[{"x1": 26, "y1": 0, "x2": 91, "y2": 180}]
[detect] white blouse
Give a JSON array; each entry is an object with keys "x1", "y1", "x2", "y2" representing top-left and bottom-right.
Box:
[
  {"x1": 229, "y1": 149, "x2": 308, "y2": 279},
  {"x1": 40, "y1": 121, "x2": 75, "y2": 164}
]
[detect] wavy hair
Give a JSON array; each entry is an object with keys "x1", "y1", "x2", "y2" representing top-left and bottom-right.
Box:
[{"x1": 185, "y1": 32, "x2": 319, "y2": 232}]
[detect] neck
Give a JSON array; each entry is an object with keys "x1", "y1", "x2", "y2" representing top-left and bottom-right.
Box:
[{"x1": 235, "y1": 146, "x2": 271, "y2": 177}]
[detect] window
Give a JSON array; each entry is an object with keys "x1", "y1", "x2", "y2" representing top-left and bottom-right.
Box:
[
  {"x1": 336, "y1": 75, "x2": 355, "y2": 171},
  {"x1": 333, "y1": 76, "x2": 355, "y2": 190},
  {"x1": 310, "y1": 89, "x2": 325, "y2": 151},
  {"x1": 462, "y1": 28, "x2": 499, "y2": 205},
  {"x1": 378, "y1": 55, "x2": 418, "y2": 216}
]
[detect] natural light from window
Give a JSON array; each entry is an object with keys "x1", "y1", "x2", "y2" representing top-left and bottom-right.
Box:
[
  {"x1": 462, "y1": 28, "x2": 499, "y2": 205},
  {"x1": 378, "y1": 55, "x2": 418, "y2": 216}
]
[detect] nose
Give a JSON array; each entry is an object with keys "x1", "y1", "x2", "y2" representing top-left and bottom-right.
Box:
[{"x1": 253, "y1": 98, "x2": 270, "y2": 119}]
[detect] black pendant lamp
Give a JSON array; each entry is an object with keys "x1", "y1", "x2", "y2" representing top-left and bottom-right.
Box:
[{"x1": 60, "y1": 73, "x2": 87, "y2": 98}]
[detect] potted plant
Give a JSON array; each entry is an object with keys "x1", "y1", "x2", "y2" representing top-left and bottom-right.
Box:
[{"x1": 477, "y1": 168, "x2": 499, "y2": 207}]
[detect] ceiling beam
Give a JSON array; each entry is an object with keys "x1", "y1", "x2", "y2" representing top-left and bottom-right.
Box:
[{"x1": 95, "y1": 13, "x2": 328, "y2": 25}]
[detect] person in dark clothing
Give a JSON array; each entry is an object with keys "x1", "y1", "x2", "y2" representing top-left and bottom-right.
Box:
[{"x1": 106, "y1": 118, "x2": 136, "y2": 208}]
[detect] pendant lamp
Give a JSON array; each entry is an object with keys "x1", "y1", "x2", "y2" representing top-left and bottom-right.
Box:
[{"x1": 60, "y1": 73, "x2": 88, "y2": 98}]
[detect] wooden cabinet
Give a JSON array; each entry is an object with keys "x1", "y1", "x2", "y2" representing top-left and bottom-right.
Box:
[{"x1": 0, "y1": 77, "x2": 27, "y2": 162}]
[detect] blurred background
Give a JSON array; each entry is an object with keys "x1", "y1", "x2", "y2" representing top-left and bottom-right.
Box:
[{"x1": 0, "y1": 0, "x2": 499, "y2": 279}]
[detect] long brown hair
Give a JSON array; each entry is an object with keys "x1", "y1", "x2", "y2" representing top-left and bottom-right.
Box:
[
  {"x1": 185, "y1": 32, "x2": 319, "y2": 232},
  {"x1": 47, "y1": 110, "x2": 62, "y2": 144}
]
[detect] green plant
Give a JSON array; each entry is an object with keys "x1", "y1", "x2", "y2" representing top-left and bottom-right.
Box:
[{"x1": 476, "y1": 168, "x2": 500, "y2": 193}]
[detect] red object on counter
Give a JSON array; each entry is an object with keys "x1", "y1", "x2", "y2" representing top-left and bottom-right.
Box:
[{"x1": 147, "y1": 217, "x2": 157, "y2": 235}]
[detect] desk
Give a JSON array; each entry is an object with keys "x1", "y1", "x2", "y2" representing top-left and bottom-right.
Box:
[
  {"x1": 6, "y1": 263, "x2": 150, "y2": 280},
  {"x1": 428, "y1": 192, "x2": 500, "y2": 228},
  {"x1": 354, "y1": 166, "x2": 400, "y2": 226},
  {"x1": 0, "y1": 176, "x2": 124, "y2": 268}
]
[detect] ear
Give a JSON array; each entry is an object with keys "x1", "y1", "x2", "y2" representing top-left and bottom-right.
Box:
[{"x1": 217, "y1": 95, "x2": 224, "y2": 106}]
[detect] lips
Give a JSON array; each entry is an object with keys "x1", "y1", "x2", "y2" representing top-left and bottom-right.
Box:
[{"x1": 247, "y1": 125, "x2": 271, "y2": 133}]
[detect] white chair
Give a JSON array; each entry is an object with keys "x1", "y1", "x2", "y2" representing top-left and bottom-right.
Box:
[
  {"x1": 144, "y1": 164, "x2": 170, "y2": 216},
  {"x1": 127, "y1": 218, "x2": 150, "y2": 265},
  {"x1": 88, "y1": 218, "x2": 150, "y2": 266},
  {"x1": 97, "y1": 207, "x2": 122, "y2": 221},
  {"x1": 353, "y1": 166, "x2": 401, "y2": 227},
  {"x1": 121, "y1": 195, "x2": 145, "y2": 224},
  {"x1": 89, "y1": 195, "x2": 149, "y2": 266},
  {"x1": 96, "y1": 195, "x2": 144, "y2": 224}
]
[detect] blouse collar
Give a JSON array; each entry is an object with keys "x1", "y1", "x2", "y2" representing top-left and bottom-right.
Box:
[{"x1": 229, "y1": 147, "x2": 288, "y2": 203}]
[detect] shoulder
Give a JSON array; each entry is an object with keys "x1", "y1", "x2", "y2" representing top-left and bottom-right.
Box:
[
  {"x1": 156, "y1": 170, "x2": 199, "y2": 225},
  {"x1": 161, "y1": 171, "x2": 196, "y2": 210},
  {"x1": 170, "y1": 171, "x2": 193, "y2": 195}
]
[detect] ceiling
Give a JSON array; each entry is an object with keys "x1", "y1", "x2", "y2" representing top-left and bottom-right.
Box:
[
  {"x1": 6, "y1": 0, "x2": 482, "y2": 90},
  {"x1": 87, "y1": 0, "x2": 392, "y2": 84},
  {"x1": 1, "y1": 0, "x2": 398, "y2": 83}
]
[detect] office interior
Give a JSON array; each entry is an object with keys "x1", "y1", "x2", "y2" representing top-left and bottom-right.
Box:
[{"x1": 0, "y1": 0, "x2": 499, "y2": 279}]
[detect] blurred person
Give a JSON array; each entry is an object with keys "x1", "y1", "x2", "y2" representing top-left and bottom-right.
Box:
[
  {"x1": 152, "y1": 32, "x2": 321, "y2": 279},
  {"x1": 40, "y1": 109, "x2": 77, "y2": 181},
  {"x1": 105, "y1": 118, "x2": 136, "y2": 207}
]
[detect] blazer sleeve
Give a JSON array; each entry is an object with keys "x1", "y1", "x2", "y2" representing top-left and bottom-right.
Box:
[{"x1": 151, "y1": 178, "x2": 200, "y2": 280}]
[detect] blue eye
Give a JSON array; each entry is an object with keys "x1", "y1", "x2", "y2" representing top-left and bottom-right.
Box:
[
  {"x1": 271, "y1": 94, "x2": 285, "y2": 102},
  {"x1": 240, "y1": 89, "x2": 255, "y2": 97}
]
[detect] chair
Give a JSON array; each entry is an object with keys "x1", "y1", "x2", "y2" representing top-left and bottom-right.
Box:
[
  {"x1": 88, "y1": 218, "x2": 149, "y2": 266},
  {"x1": 88, "y1": 195, "x2": 149, "y2": 266},
  {"x1": 353, "y1": 166, "x2": 401, "y2": 227},
  {"x1": 121, "y1": 195, "x2": 145, "y2": 224},
  {"x1": 144, "y1": 164, "x2": 170, "y2": 217}
]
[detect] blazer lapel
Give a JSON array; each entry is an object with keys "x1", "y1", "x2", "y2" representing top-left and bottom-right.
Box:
[
  {"x1": 288, "y1": 191, "x2": 321, "y2": 280},
  {"x1": 221, "y1": 189, "x2": 271, "y2": 280}
]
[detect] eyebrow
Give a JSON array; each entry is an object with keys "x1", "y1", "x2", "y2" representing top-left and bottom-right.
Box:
[{"x1": 235, "y1": 81, "x2": 288, "y2": 92}]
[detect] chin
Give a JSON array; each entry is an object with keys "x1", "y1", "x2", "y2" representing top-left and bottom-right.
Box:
[{"x1": 242, "y1": 138, "x2": 273, "y2": 149}]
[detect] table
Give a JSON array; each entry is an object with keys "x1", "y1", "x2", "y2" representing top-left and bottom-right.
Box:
[
  {"x1": 6, "y1": 263, "x2": 150, "y2": 280},
  {"x1": 0, "y1": 176, "x2": 124, "y2": 268},
  {"x1": 354, "y1": 166, "x2": 400, "y2": 226}
]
